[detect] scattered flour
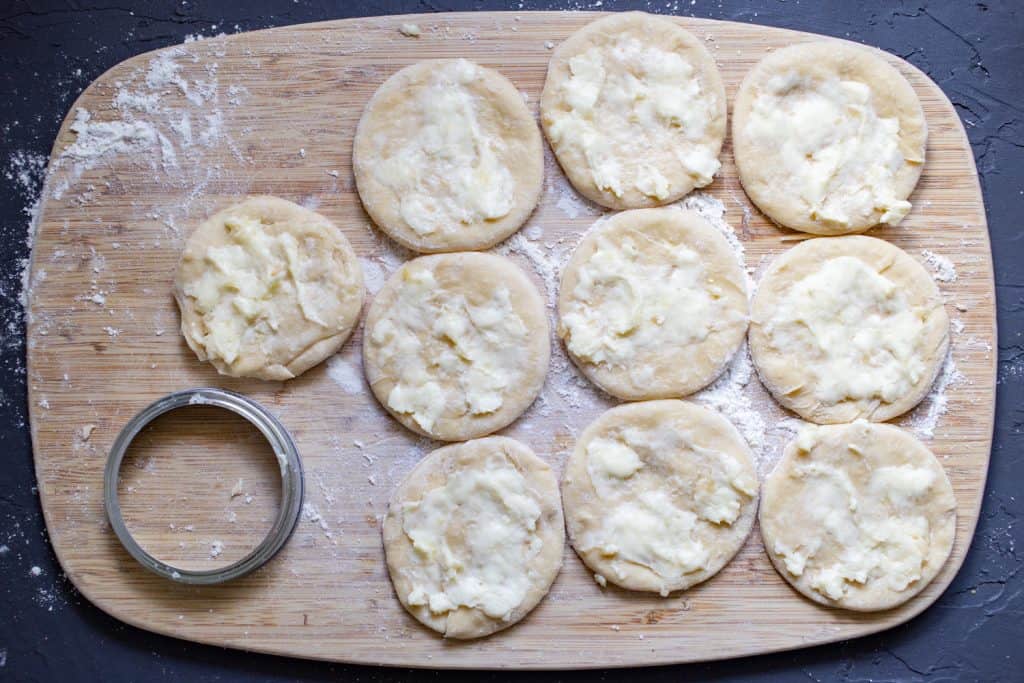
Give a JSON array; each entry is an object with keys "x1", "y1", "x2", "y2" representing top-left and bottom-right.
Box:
[
  {"x1": 358, "y1": 257, "x2": 394, "y2": 295},
  {"x1": 495, "y1": 230, "x2": 577, "y2": 309},
  {"x1": 359, "y1": 237, "x2": 410, "y2": 294},
  {"x1": 691, "y1": 343, "x2": 769, "y2": 463},
  {"x1": 302, "y1": 502, "x2": 333, "y2": 540},
  {"x1": 326, "y1": 353, "x2": 364, "y2": 394},
  {"x1": 903, "y1": 351, "x2": 966, "y2": 439},
  {"x1": 63, "y1": 108, "x2": 158, "y2": 161},
  {"x1": 675, "y1": 194, "x2": 783, "y2": 469},
  {"x1": 922, "y1": 249, "x2": 958, "y2": 283},
  {"x1": 549, "y1": 172, "x2": 602, "y2": 221},
  {"x1": 680, "y1": 193, "x2": 749, "y2": 283}
]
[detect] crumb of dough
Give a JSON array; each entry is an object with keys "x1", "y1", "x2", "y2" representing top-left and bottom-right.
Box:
[
  {"x1": 399, "y1": 23, "x2": 422, "y2": 37},
  {"x1": 594, "y1": 573, "x2": 607, "y2": 587},
  {"x1": 230, "y1": 478, "x2": 244, "y2": 499},
  {"x1": 210, "y1": 540, "x2": 224, "y2": 558},
  {"x1": 78, "y1": 424, "x2": 96, "y2": 441}
]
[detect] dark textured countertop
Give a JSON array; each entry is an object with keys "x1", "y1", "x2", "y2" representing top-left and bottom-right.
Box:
[{"x1": 1, "y1": 1, "x2": 1021, "y2": 680}]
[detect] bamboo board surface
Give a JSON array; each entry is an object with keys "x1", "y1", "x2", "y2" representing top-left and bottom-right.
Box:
[{"x1": 26, "y1": 11, "x2": 995, "y2": 669}]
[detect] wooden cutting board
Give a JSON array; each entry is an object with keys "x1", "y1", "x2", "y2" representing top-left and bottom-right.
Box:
[{"x1": 26, "y1": 11, "x2": 996, "y2": 670}]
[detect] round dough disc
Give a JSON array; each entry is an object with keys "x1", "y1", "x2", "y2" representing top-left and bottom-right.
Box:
[
  {"x1": 382, "y1": 436, "x2": 564, "y2": 639},
  {"x1": 174, "y1": 196, "x2": 364, "y2": 381},
  {"x1": 733, "y1": 41, "x2": 927, "y2": 235},
  {"x1": 540, "y1": 12, "x2": 726, "y2": 210},
  {"x1": 760, "y1": 421, "x2": 957, "y2": 611},
  {"x1": 363, "y1": 252, "x2": 549, "y2": 441},
  {"x1": 562, "y1": 400, "x2": 759, "y2": 595},
  {"x1": 558, "y1": 207, "x2": 748, "y2": 400},
  {"x1": 353, "y1": 58, "x2": 543, "y2": 253},
  {"x1": 749, "y1": 235, "x2": 948, "y2": 424}
]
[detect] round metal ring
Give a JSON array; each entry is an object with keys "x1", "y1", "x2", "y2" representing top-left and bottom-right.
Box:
[{"x1": 103, "y1": 387, "x2": 304, "y2": 585}]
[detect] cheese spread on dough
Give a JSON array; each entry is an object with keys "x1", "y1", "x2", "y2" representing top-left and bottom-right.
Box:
[
  {"x1": 373, "y1": 59, "x2": 515, "y2": 236},
  {"x1": 547, "y1": 38, "x2": 720, "y2": 199},
  {"x1": 370, "y1": 267, "x2": 530, "y2": 432},
  {"x1": 764, "y1": 256, "x2": 929, "y2": 407},
  {"x1": 183, "y1": 214, "x2": 339, "y2": 367},
  {"x1": 402, "y1": 451, "x2": 543, "y2": 620},
  {"x1": 561, "y1": 231, "x2": 732, "y2": 379},
  {"x1": 772, "y1": 424, "x2": 938, "y2": 600},
  {"x1": 745, "y1": 72, "x2": 918, "y2": 227},
  {"x1": 581, "y1": 427, "x2": 756, "y2": 593}
]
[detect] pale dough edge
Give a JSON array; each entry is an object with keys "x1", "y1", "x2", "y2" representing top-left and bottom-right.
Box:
[
  {"x1": 173, "y1": 195, "x2": 365, "y2": 381},
  {"x1": 748, "y1": 235, "x2": 949, "y2": 424},
  {"x1": 353, "y1": 59, "x2": 544, "y2": 253},
  {"x1": 562, "y1": 400, "x2": 759, "y2": 594},
  {"x1": 540, "y1": 12, "x2": 728, "y2": 210},
  {"x1": 362, "y1": 252, "x2": 551, "y2": 441},
  {"x1": 382, "y1": 436, "x2": 565, "y2": 639},
  {"x1": 732, "y1": 40, "x2": 927, "y2": 235},
  {"x1": 557, "y1": 207, "x2": 749, "y2": 400},
  {"x1": 759, "y1": 422, "x2": 957, "y2": 611}
]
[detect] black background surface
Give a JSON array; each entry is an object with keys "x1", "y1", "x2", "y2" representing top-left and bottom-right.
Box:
[{"x1": 1, "y1": 1, "x2": 1022, "y2": 681}]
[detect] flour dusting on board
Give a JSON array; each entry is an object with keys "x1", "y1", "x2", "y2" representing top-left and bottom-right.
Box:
[
  {"x1": 921, "y1": 249, "x2": 958, "y2": 283},
  {"x1": 903, "y1": 351, "x2": 965, "y2": 440},
  {"x1": 674, "y1": 193, "x2": 773, "y2": 460},
  {"x1": 326, "y1": 349, "x2": 365, "y2": 394}
]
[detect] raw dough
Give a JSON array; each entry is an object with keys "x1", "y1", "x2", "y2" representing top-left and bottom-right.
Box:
[
  {"x1": 174, "y1": 196, "x2": 363, "y2": 381},
  {"x1": 382, "y1": 436, "x2": 564, "y2": 639},
  {"x1": 558, "y1": 207, "x2": 748, "y2": 400},
  {"x1": 562, "y1": 400, "x2": 758, "y2": 595},
  {"x1": 362, "y1": 252, "x2": 549, "y2": 441},
  {"x1": 733, "y1": 41, "x2": 926, "y2": 235},
  {"x1": 540, "y1": 12, "x2": 726, "y2": 210},
  {"x1": 749, "y1": 235, "x2": 948, "y2": 424},
  {"x1": 760, "y1": 421, "x2": 956, "y2": 611},
  {"x1": 353, "y1": 59, "x2": 543, "y2": 253}
]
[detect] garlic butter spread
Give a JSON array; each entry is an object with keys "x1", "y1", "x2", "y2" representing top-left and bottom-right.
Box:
[
  {"x1": 370, "y1": 268, "x2": 529, "y2": 433},
  {"x1": 546, "y1": 38, "x2": 721, "y2": 200},
  {"x1": 561, "y1": 232, "x2": 722, "y2": 378},
  {"x1": 771, "y1": 423, "x2": 940, "y2": 602},
  {"x1": 402, "y1": 451, "x2": 543, "y2": 620},
  {"x1": 744, "y1": 72, "x2": 918, "y2": 228},
  {"x1": 580, "y1": 425, "x2": 757, "y2": 594},
  {"x1": 373, "y1": 59, "x2": 515, "y2": 236},
  {"x1": 764, "y1": 256, "x2": 927, "y2": 407},
  {"x1": 184, "y1": 214, "x2": 339, "y2": 367}
]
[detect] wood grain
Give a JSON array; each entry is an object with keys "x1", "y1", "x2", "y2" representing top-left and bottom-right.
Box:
[{"x1": 26, "y1": 12, "x2": 995, "y2": 669}]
